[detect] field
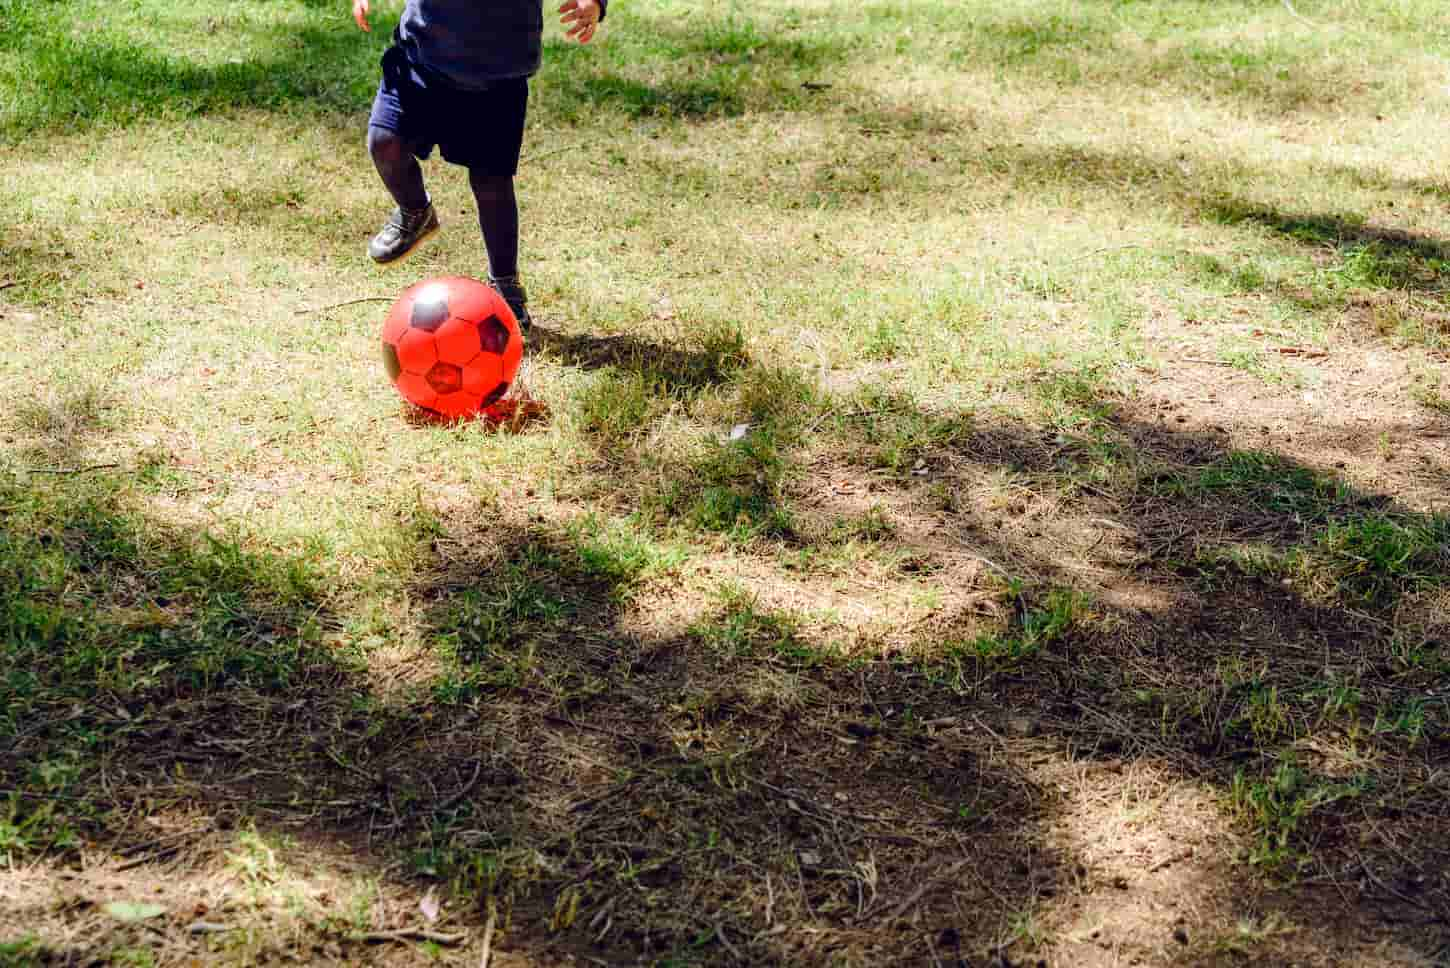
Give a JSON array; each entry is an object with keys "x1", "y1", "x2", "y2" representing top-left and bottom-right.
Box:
[{"x1": 2, "y1": 0, "x2": 1449, "y2": 964}]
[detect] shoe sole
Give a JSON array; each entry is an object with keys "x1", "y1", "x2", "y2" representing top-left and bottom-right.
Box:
[{"x1": 370, "y1": 220, "x2": 440, "y2": 266}]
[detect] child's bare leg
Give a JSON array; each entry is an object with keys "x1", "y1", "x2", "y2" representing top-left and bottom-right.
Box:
[{"x1": 369, "y1": 126, "x2": 430, "y2": 212}]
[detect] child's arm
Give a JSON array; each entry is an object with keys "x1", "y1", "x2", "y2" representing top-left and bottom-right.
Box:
[{"x1": 558, "y1": 0, "x2": 606, "y2": 43}]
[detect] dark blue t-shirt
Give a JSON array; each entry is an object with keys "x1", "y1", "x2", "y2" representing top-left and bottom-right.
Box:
[{"x1": 397, "y1": 0, "x2": 545, "y2": 89}]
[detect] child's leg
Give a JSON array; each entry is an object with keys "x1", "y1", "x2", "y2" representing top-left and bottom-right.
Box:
[
  {"x1": 369, "y1": 126, "x2": 430, "y2": 213},
  {"x1": 470, "y1": 171, "x2": 530, "y2": 328},
  {"x1": 468, "y1": 171, "x2": 519, "y2": 280},
  {"x1": 442, "y1": 77, "x2": 529, "y2": 325}
]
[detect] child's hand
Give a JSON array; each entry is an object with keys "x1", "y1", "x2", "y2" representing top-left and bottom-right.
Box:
[
  {"x1": 352, "y1": 0, "x2": 371, "y2": 32},
  {"x1": 558, "y1": 0, "x2": 602, "y2": 43}
]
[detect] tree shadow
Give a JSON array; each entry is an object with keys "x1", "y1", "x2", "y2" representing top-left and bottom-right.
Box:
[
  {"x1": 532, "y1": 8, "x2": 854, "y2": 123},
  {"x1": 0, "y1": 14, "x2": 383, "y2": 136},
  {"x1": 399, "y1": 521, "x2": 1065, "y2": 963},
  {"x1": 1207, "y1": 198, "x2": 1450, "y2": 294},
  {"x1": 5, "y1": 358, "x2": 1450, "y2": 962},
  {"x1": 0, "y1": 465, "x2": 1060, "y2": 965},
  {"x1": 804, "y1": 382, "x2": 1450, "y2": 935},
  {"x1": 553, "y1": 359, "x2": 1450, "y2": 953},
  {"x1": 7, "y1": 0, "x2": 1418, "y2": 139}
]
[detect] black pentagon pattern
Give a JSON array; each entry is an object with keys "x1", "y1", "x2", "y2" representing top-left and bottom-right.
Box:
[
  {"x1": 411, "y1": 291, "x2": 450, "y2": 333},
  {"x1": 426, "y1": 361, "x2": 463, "y2": 395},
  {"x1": 481, "y1": 382, "x2": 509, "y2": 407},
  {"x1": 381, "y1": 341, "x2": 402, "y2": 381},
  {"x1": 479, "y1": 314, "x2": 510, "y2": 355},
  {"x1": 456, "y1": 324, "x2": 486, "y2": 361}
]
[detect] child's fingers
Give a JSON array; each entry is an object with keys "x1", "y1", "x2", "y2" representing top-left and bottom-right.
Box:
[{"x1": 560, "y1": 0, "x2": 598, "y2": 42}]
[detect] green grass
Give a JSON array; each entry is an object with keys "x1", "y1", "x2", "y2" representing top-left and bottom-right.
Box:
[
  {"x1": 1176, "y1": 451, "x2": 1450, "y2": 605},
  {"x1": 6, "y1": 0, "x2": 1450, "y2": 964},
  {"x1": 1231, "y1": 762, "x2": 1373, "y2": 872},
  {"x1": 689, "y1": 582, "x2": 810, "y2": 661}
]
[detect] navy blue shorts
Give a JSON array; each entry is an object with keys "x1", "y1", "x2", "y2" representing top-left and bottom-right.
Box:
[{"x1": 368, "y1": 43, "x2": 529, "y2": 175}]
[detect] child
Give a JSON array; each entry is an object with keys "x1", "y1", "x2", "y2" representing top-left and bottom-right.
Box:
[{"x1": 352, "y1": 0, "x2": 607, "y2": 329}]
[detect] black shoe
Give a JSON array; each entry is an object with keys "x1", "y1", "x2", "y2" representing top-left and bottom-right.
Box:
[
  {"x1": 368, "y1": 204, "x2": 439, "y2": 264},
  {"x1": 489, "y1": 273, "x2": 532, "y2": 331}
]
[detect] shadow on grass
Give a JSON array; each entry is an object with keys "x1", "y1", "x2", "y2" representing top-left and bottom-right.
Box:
[
  {"x1": 2, "y1": 0, "x2": 851, "y2": 135},
  {"x1": 530, "y1": 321, "x2": 748, "y2": 395},
  {"x1": 0, "y1": 12, "x2": 383, "y2": 137},
  {"x1": 1207, "y1": 199, "x2": 1450, "y2": 294},
  {"x1": 5, "y1": 0, "x2": 1427, "y2": 139},
  {"x1": 562, "y1": 363, "x2": 1450, "y2": 948},
  {"x1": 1193, "y1": 196, "x2": 1450, "y2": 348},
  {"x1": 5, "y1": 353, "x2": 1450, "y2": 961},
  {"x1": 0, "y1": 466, "x2": 1057, "y2": 965}
]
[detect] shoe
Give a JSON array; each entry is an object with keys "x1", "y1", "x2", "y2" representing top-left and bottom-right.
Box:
[
  {"x1": 368, "y1": 204, "x2": 439, "y2": 264},
  {"x1": 488, "y1": 273, "x2": 532, "y2": 331}
]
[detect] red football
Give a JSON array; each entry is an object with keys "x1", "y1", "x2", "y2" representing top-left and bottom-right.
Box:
[{"x1": 380, "y1": 276, "x2": 524, "y2": 419}]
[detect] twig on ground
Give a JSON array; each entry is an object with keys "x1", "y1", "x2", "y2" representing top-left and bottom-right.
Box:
[
  {"x1": 542, "y1": 713, "x2": 635, "y2": 742},
  {"x1": 796, "y1": 863, "x2": 816, "y2": 917},
  {"x1": 968, "y1": 554, "x2": 1011, "y2": 578},
  {"x1": 569, "y1": 778, "x2": 637, "y2": 814},
  {"x1": 25, "y1": 463, "x2": 122, "y2": 475},
  {"x1": 716, "y1": 921, "x2": 748, "y2": 962},
  {"x1": 116, "y1": 825, "x2": 211, "y2": 858},
  {"x1": 188, "y1": 921, "x2": 233, "y2": 935},
  {"x1": 715, "y1": 922, "x2": 743, "y2": 961},
  {"x1": 1358, "y1": 853, "x2": 1449, "y2": 922},
  {"x1": 1070, "y1": 243, "x2": 1148, "y2": 262},
  {"x1": 0, "y1": 788, "x2": 90, "y2": 801},
  {"x1": 925, "y1": 931, "x2": 945, "y2": 968},
  {"x1": 116, "y1": 845, "x2": 183, "y2": 872},
  {"x1": 479, "y1": 903, "x2": 498, "y2": 968},
  {"x1": 294, "y1": 296, "x2": 392, "y2": 316},
  {"x1": 436, "y1": 761, "x2": 484, "y2": 813},
  {"x1": 969, "y1": 713, "x2": 1005, "y2": 748},
  {"x1": 1129, "y1": 528, "x2": 1194, "y2": 567},
  {"x1": 587, "y1": 895, "x2": 617, "y2": 935},
  {"x1": 361, "y1": 927, "x2": 467, "y2": 945},
  {"x1": 750, "y1": 777, "x2": 896, "y2": 826},
  {"x1": 886, "y1": 860, "x2": 970, "y2": 922},
  {"x1": 1147, "y1": 847, "x2": 1194, "y2": 873},
  {"x1": 0, "y1": 281, "x2": 16, "y2": 291},
  {"x1": 524, "y1": 143, "x2": 587, "y2": 164},
  {"x1": 1180, "y1": 357, "x2": 1236, "y2": 366}
]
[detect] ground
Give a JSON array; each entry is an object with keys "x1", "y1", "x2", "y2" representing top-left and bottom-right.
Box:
[{"x1": 1, "y1": 0, "x2": 1449, "y2": 965}]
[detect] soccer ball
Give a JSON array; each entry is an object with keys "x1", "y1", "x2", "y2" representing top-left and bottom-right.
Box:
[{"x1": 380, "y1": 276, "x2": 524, "y2": 419}]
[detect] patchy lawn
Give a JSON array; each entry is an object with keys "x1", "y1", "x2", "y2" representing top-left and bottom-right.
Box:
[{"x1": 2, "y1": 0, "x2": 1449, "y2": 964}]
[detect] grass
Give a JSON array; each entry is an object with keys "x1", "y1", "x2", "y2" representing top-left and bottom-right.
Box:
[{"x1": 4, "y1": 0, "x2": 1450, "y2": 964}]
